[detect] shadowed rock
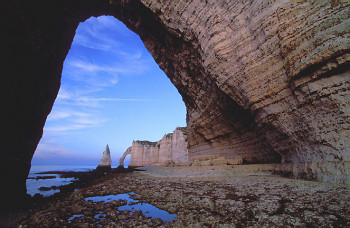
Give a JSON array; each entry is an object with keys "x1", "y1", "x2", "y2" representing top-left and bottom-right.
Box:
[{"x1": 1, "y1": 0, "x2": 349, "y2": 211}]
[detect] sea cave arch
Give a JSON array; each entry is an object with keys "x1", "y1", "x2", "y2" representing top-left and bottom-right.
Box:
[
  {"x1": 33, "y1": 14, "x2": 187, "y2": 168},
  {"x1": 119, "y1": 148, "x2": 131, "y2": 168},
  {"x1": 1, "y1": 0, "x2": 349, "y2": 209}
]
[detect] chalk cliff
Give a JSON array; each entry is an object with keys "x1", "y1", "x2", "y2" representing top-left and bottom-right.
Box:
[
  {"x1": 1, "y1": 0, "x2": 349, "y2": 209},
  {"x1": 97, "y1": 144, "x2": 112, "y2": 169},
  {"x1": 119, "y1": 127, "x2": 188, "y2": 167}
]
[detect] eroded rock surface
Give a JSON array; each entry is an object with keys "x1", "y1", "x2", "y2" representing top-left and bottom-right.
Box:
[
  {"x1": 137, "y1": 0, "x2": 350, "y2": 182},
  {"x1": 118, "y1": 0, "x2": 349, "y2": 182},
  {"x1": 120, "y1": 127, "x2": 188, "y2": 167},
  {"x1": 118, "y1": 147, "x2": 131, "y2": 167},
  {"x1": 1, "y1": 0, "x2": 349, "y2": 209},
  {"x1": 97, "y1": 145, "x2": 112, "y2": 169},
  {"x1": 19, "y1": 167, "x2": 350, "y2": 227}
]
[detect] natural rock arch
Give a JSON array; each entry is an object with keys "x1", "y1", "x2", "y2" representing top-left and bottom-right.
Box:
[
  {"x1": 119, "y1": 147, "x2": 132, "y2": 167},
  {"x1": 1, "y1": 0, "x2": 349, "y2": 208}
]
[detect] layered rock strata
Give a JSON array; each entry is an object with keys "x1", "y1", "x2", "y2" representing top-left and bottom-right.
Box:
[
  {"x1": 97, "y1": 145, "x2": 112, "y2": 169},
  {"x1": 119, "y1": 127, "x2": 188, "y2": 167},
  {"x1": 1, "y1": 0, "x2": 349, "y2": 209}
]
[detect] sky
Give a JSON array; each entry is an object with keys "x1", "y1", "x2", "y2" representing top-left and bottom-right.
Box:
[{"x1": 32, "y1": 16, "x2": 186, "y2": 167}]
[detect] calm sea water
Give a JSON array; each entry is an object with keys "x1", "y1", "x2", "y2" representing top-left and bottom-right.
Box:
[
  {"x1": 27, "y1": 165, "x2": 97, "y2": 197},
  {"x1": 29, "y1": 165, "x2": 97, "y2": 174}
]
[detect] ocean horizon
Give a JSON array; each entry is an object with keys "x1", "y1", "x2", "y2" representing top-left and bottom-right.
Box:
[
  {"x1": 27, "y1": 165, "x2": 121, "y2": 197},
  {"x1": 29, "y1": 165, "x2": 97, "y2": 175}
]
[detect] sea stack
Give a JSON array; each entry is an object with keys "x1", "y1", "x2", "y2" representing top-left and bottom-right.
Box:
[{"x1": 97, "y1": 144, "x2": 112, "y2": 170}]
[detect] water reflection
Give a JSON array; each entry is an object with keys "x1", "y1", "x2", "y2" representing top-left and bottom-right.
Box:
[
  {"x1": 68, "y1": 214, "x2": 84, "y2": 223},
  {"x1": 85, "y1": 192, "x2": 177, "y2": 222},
  {"x1": 26, "y1": 174, "x2": 75, "y2": 197}
]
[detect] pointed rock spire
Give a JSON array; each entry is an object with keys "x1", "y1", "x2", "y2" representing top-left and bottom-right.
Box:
[{"x1": 97, "y1": 144, "x2": 112, "y2": 169}]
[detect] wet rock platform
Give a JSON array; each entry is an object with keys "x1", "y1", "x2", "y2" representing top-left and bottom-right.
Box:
[{"x1": 19, "y1": 165, "x2": 350, "y2": 227}]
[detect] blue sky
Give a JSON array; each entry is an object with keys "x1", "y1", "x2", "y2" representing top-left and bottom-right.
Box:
[{"x1": 32, "y1": 16, "x2": 186, "y2": 166}]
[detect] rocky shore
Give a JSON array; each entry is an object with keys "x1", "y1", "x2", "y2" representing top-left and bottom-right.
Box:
[
  {"x1": 0, "y1": 167, "x2": 133, "y2": 227},
  {"x1": 18, "y1": 165, "x2": 350, "y2": 227}
]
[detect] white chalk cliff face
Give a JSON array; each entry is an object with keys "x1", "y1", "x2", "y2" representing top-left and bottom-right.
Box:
[
  {"x1": 119, "y1": 127, "x2": 188, "y2": 167},
  {"x1": 97, "y1": 144, "x2": 112, "y2": 168}
]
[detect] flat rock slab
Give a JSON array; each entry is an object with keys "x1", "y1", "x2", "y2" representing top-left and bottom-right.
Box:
[
  {"x1": 19, "y1": 166, "x2": 350, "y2": 227},
  {"x1": 143, "y1": 164, "x2": 282, "y2": 177}
]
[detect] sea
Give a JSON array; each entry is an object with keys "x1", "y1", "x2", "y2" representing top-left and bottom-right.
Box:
[{"x1": 27, "y1": 165, "x2": 98, "y2": 197}]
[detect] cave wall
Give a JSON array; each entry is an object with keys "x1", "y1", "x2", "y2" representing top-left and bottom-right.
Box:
[
  {"x1": 136, "y1": 0, "x2": 350, "y2": 181},
  {"x1": 1, "y1": 0, "x2": 77, "y2": 208},
  {"x1": 1, "y1": 0, "x2": 349, "y2": 208}
]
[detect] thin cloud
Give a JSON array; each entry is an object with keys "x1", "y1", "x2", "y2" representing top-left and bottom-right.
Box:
[
  {"x1": 63, "y1": 16, "x2": 153, "y2": 89},
  {"x1": 74, "y1": 17, "x2": 122, "y2": 52},
  {"x1": 45, "y1": 103, "x2": 107, "y2": 134},
  {"x1": 73, "y1": 16, "x2": 137, "y2": 55},
  {"x1": 47, "y1": 110, "x2": 92, "y2": 121},
  {"x1": 73, "y1": 16, "x2": 147, "y2": 60},
  {"x1": 34, "y1": 140, "x2": 71, "y2": 159},
  {"x1": 56, "y1": 97, "x2": 151, "y2": 108},
  {"x1": 44, "y1": 121, "x2": 104, "y2": 134},
  {"x1": 34, "y1": 139, "x2": 100, "y2": 161},
  {"x1": 34, "y1": 139, "x2": 100, "y2": 162},
  {"x1": 56, "y1": 87, "x2": 102, "y2": 102},
  {"x1": 47, "y1": 111, "x2": 71, "y2": 120},
  {"x1": 56, "y1": 88, "x2": 72, "y2": 100},
  {"x1": 54, "y1": 86, "x2": 153, "y2": 108},
  {"x1": 68, "y1": 59, "x2": 148, "y2": 75},
  {"x1": 63, "y1": 57, "x2": 150, "y2": 88},
  {"x1": 74, "y1": 33, "x2": 116, "y2": 52},
  {"x1": 56, "y1": 87, "x2": 151, "y2": 106},
  {"x1": 73, "y1": 118, "x2": 100, "y2": 125},
  {"x1": 44, "y1": 125, "x2": 85, "y2": 133},
  {"x1": 64, "y1": 61, "x2": 119, "y2": 87},
  {"x1": 94, "y1": 15, "x2": 122, "y2": 28},
  {"x1": 74, "y1": 31, "x2": 144, "y2": 60},
  {"x1": 73, "y1": 97, "x2": 151, "y2": 102}
]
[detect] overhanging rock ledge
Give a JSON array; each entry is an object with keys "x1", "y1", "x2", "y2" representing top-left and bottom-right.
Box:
[{"x1": 0, "y1": 0, "x2": 349, "y2": 209}]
